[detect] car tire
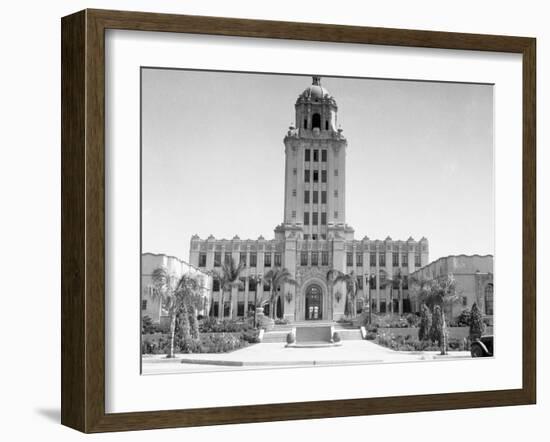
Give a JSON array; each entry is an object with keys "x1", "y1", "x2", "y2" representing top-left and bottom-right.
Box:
[{"x1": 471, "y1": 344, "x2": 485, "y2": 358}]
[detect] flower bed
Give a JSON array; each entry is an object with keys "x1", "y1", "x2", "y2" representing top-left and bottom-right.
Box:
[
  {"x1": 374, "y1": 331, "x2": 470, "y2": 352},
  {"x1": 142, "y1": 325, "x2": 261, "y2": 355}
]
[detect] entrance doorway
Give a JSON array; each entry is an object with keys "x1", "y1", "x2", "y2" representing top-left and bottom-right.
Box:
[{"x1": 305, "y1": 285, "x2": 323, "y2": 320}]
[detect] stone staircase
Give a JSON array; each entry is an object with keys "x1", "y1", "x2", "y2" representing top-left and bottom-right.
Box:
[{"x1": 262, "y1": 321, "x2": 363, "y2": 343}]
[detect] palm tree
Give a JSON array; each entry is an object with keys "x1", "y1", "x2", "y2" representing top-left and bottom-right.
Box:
[
  {"x1": 218, "y1": 257, "x2": 245, "y2": 319},
  {"x1": 378, "y1": 269, "x2": 396, "y2": 315},
  {"x1": 327, "y1": 269, "x2": 359, "y2": 318},
  {"x1": 263, "y1": 268, "x2": 297, "y2": 319},
  {"x1": 419, "y1": 274, "x2": 460, "y2": 355},
  {"x1": 381, "y1": 269, "x2": 405, "y2": 315},
  {"x1": 150, "y1": 267, "x2": 199, "y2": 358},
  {"x1": 367, "y1": 274, "x2": 376, "y2": 323},
  {"x1": 409, "y1": 275, "x2": 432, "y2": 314}
]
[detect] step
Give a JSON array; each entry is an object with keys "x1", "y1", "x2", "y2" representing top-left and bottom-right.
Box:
[{"x1": 262, "y1": 328, "x2": 364, "y2": 343}]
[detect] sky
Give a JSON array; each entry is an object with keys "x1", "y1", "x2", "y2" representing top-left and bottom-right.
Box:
[{"x1": 141, "y1": 68, "x2": 494, "y2": 263}]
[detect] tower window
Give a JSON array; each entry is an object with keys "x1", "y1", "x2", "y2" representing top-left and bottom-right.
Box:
[
  {"x1": 312, "y1": 113, "x2": 321, "y2": 129},
  {"x1": 300, "y1": 252, "x2": 308, "y2": 266},
  {"x1": 313, "y1": 191, "x2": 318, "y2": 204},
  {"x1": 291, "y1": 210, "x2": 296, "y2": 218},
  {"x1": 312, "y1": 212, "x2": 318, "y2": 225},
  {"x1": 321, "y1": 212, "x2": 327, "y2": 225},
  {"x1": 305, "y1": 170, "x2": 310, "y2": 182},
  {"x1": 334, "y1": 169, "x2": 339, "y2": 176},
  {"x1": 346, "y1": 253, "x2": 353, "y2": 266},
  {"x1": 313, "y1": 150, "x2": 319, "y2": 161},
  {"x1": 334, "y1": 211, "x2": 338, "y2": 218},
  {"x1": 304, "y1": 191, "x2": 310, "y2": 204},
  {"x1": 402, "y1": 253, "x2": 408, "y2": 266},
  {"x1": 334, "y1": 189, "x2": 338, "y2": 197},
  {"x1": 321, "y1": 150, "x2": 327, "y2": 162},
  {"x1": 305, "y1": 149, "x2": 310, "y2": 161},
  {"x1": 198, "y1": 253, "x2": 207, "y2": 267},
  {"x1": 313, "y1": 170, "x2": 319, "y2": 183},
  {"x1": 321, "y1": 170, "x2": 327, "y2": 183},
  {"x1": 303, "y1": 118, "x2": 308, "y2": 129},
  {"x1": 321, "y1": 191, "x2": 327, "y2": 204},
  {"x1": 293, "y1": 168, "x2": 297, "y2": 175},
  {"x1": 292, "y1": 189, "x2": 296, "y2": 196},
  {"x1": 311, "y1": 252, "x2": 318, "y2": 266},
  {"x1": 304, "y1": 212, "x2": 310, "y2": 225},
  {"x1": 322, "y1": 252, "x2": 329, "y2": 265}
]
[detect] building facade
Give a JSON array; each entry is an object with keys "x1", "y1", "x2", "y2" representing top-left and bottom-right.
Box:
[
  {"x1": 409, "y1": 255, "x2": 494, "y2": 322},
  {"x1": 189, "y1": 77, "x2": 429, "y2": 322},
  {"x1": 141, "y1": 253, "x2": 213, "y2": 325}
]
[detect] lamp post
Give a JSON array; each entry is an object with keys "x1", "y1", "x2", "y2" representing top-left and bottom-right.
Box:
[
  {"x1": 368, "y1": 274, "x2": 374, "y2": 325},
  {"x1": 250, "y1": 274, "x2": 263, "y2": 329}
]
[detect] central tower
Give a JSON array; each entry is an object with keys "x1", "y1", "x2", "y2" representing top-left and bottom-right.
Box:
[{"x1": 279, "y1": 76, "x2": 352, "y2": 241}]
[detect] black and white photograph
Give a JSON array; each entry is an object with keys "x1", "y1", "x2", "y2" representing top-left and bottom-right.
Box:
[{"x1": 140, "y1": 69, "x2": 495, "y2": 375}]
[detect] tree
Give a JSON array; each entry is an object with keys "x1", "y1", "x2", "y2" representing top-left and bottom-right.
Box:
[
  {"x1": 430, "y1": 305, "x2": 444, "y2": 346},
  {"x1": 176, "y1": 303, "x2": 192, "y2": 352},
  {"x1": 327, "y1": 269, "x2": 359, "y2": 318},
  {"x1": 263, "y1": 268, "x2": 297, "y2": 319},
  {"x1": 418, "y1": 304, "x2": 432, "y2": 341},
  {"x1": 151, "y1": 267, "x2": 200, "y2": 358},
  {"x1": 217, "y1": 257, "x2": 245, "y2": 319},
  {"x1": 415, "y1": 274, "x2": 460, "y2": 355},
  {"x1": 380, "y1": 269, "x2": 405, "y2": 315},
  {"x1": 469, "y1": 302, "x2": 485, "y2": 341}
]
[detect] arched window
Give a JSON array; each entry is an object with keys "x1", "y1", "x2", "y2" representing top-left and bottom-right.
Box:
[
  {"x1": 484, "y1": 283, "x2": 493, "y2": 315},
  {"x1": 312, "y1": 113, "x2": 321, "y2": 129}
]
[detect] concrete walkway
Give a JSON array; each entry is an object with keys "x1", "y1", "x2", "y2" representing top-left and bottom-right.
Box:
[{"x1": 142, "y1": 341, "x2": 471, "y2": 375}]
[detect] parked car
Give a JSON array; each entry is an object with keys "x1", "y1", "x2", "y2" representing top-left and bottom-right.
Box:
[{"x1": 470, "y1": 335, "x2": 494, "y2": 357}]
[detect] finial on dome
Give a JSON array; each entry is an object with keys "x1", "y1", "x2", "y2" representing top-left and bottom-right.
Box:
[{"x1": 312, "y1": 76, "x2": 321, "y2": 86}]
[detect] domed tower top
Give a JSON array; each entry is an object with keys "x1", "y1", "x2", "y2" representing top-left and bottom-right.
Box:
[
  {"x1": 297, "y1": 76, "x2": 336, "y2": 103},
  {"x1": 294, "y1": 76, "x2": 340, "y2": 137}
]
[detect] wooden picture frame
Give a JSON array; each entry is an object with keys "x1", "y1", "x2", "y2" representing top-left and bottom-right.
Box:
[{"x1": 61, "y1": 8, "x2": 536, "y2": 433}]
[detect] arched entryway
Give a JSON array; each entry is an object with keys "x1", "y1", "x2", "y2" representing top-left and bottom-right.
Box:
[{"x1": 305, "y1": 284, "x2": 323, "y2": 320}]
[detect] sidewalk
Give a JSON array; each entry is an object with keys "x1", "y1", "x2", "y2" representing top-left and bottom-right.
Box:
[{"x1": 142, "y1": 340, "x2": 471, "y2": 374}]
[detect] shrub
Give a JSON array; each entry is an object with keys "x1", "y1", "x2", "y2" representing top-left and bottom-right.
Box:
[
  {"x1": 241, "y1": 329, "x2": 260, "y2": 344},
  {"x1": 365, "y1": 332, "x2": 377, "y2": 341},
  {"x1": 141, "y1": 316, "x2": 165, "y2": 334},
  {"x1": 406, "y1": 314, "x2": 419, "y2": 327},
  {"x1": 456, "y1": 308, "x2": 472, "y2": 327},
  {"x1": 332, "y1": 332, "x2": 341, "y2": 343},
  {"x1": 199, "y1": 317, "x2": 253, "y2": 333},
  {"x1": 142, "y1": 315, "x2": 155, "y2": 334},
  {"x1": 141, "y1": 333, "x2": 174, "y2": 354},
  {"x1": 286, "y1": 332, "x2": 296, "y2": 344},
  {"x1": 469, "y1": 303, "x2": 485, "y2": 340},
  {"x1": 366, "y1": 324, "x2": 378, "y2": 333},
  {"x1": 418, "y1": 304, "x2": 432, "y2": 341},
  {"x1": 275, "y1": 318, "x2": 290, "y2": 325},
  {"x1": 199, "y1": 333, "x2": 245, "y2": 353}
]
